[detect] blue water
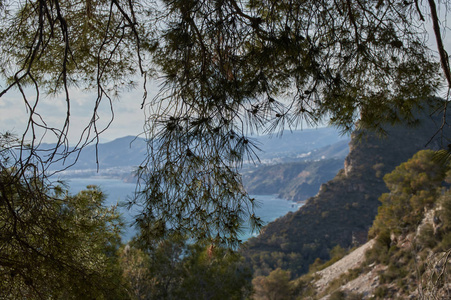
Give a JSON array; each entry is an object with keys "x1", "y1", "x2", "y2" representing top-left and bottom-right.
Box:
[{"x1": 66, "y1": 177, "x2": 302, "y2": 242}]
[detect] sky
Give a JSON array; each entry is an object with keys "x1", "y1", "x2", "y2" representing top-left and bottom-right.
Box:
[
  {"x1": 1, "y1": 4, "x2": 450, "y2": 145},
  {"x1": 0, "y1": 78, "x2": 320, "y2": 145},
  {"x1": 0, "y1": 81, "x2": 154, "y2": 144}
]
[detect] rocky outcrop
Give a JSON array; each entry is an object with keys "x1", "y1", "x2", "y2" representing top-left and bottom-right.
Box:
[
  {"x1": 242, "y1": 158, "x2": 344, "y2": 202},
  {"x1": 312, "y1": 204, "x2": 451, "y2": 300},
  {"x1": 315, "y1": 239, "x2": 376, "y2": 296}
]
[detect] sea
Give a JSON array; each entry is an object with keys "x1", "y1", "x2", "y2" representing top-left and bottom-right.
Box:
[{"x1": 67, "y1": 177, "x2": 303, "y2": 243}]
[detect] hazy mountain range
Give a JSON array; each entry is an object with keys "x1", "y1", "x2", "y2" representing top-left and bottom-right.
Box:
[{"x1": 50, "y1": 127, "x2": 351, "y2": 181}]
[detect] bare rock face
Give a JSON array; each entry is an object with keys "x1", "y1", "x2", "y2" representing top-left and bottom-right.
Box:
[
  {"x1": 315, "y1": 239, "x2": 376, "y2": 295},
  {"x1": 343, "y1": 155, "x2": 353, "y2": 177},
  {"x1": 312, "y1": 199, "x2": 451, "y2": 300}
]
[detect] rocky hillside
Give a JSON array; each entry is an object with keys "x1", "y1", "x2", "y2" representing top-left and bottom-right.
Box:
[
  {"x1": 242, "y1": 158, "x2": 344, "y2": 202},
  {"x1": 313, "y1": 239, "x2": 378, "y2": 298},
  {"x1": 291, "y1": 150, "x2": 451, "y2": 299},
  {"x1": 242, "y1": 100, "x2": 451, "y2": 278},
  {"x1": 242, "y1": 136, "x2": 349, "y2": 202}
]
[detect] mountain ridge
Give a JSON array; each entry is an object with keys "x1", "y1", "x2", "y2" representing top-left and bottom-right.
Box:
[
  {"x1": 242, "y1": 99, "x2": 451, "y2": 278},
  {"x1": 53, "y1": 128, "x2": 350, "y2": 181}
]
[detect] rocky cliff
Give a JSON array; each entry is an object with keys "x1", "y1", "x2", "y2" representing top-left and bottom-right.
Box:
[
  {"x1": 242, "y1": 158, "x2": 344, "y2": 202},
  {"x1": 242, "y1": 100, "x2": 451, "y2": 277},
  {"x1": 296, "y1": 151, "x2": 451, "y2": 299}
]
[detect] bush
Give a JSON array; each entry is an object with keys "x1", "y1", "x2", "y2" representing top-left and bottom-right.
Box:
[
  {"x1": 417, "y1": 224, "x2": 437, "y2": 249},
  {"x1": 329, "y1": 290, "x2": 346, "y2": 300},
  {"x1": 252, "y1": 268, "x2": 292, "y2": 300},
  {"x1": 370, "y1": 150, "x2": 446, "y2": 236},
  {"x1": 347, "y1": 292, "x2": 364, "y2": 300},
  {"x1": 365, "y1": 232, "x2": 391, "y2": 265},
  {"x1": 373, "y1": 286, "x2": 389, "y2": 298},
  {"x1": 439, "y1": 231, "x2": 451, "y2": 251}
]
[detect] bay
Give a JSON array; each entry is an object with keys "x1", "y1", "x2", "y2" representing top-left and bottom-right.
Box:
[{"x1": 66, "y1": 177, "x2": 302, "y2": 242}]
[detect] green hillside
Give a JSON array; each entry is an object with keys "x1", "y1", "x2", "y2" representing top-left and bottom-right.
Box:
[
  {"x1": 283, "y1": 150, "x2": 451, "y2": 299},
  {"x1": 242, "y1": 100, "x2": 451, "y2": 278}
]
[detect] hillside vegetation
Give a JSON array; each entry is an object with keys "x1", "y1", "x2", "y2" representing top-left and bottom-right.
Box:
[
  {"x1": 242, "y1": 100, "x2": 451, "y2": 278},
  {"x1": 279, "y1": 150, "x2": 451, "y2": 299}
]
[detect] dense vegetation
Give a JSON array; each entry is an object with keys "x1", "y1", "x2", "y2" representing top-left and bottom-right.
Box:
[
  {"x1": 1, "y1": 0, "x2": 450, "y2": 249},
  {"x1": 3, "y1": 0, "x2": 451, "y2": 298},
  {"x1": 120, "y1": 235, "x2": 252, "y2": 300},
  {"x1": 363, "y1": 150, "x2": 451, "y2": 298},
  {"x1": 0, "y1": 176, "x2": 253, "y2": 299},
  {"x1": 0, "y1": 179, "x2": 126, "y2": 298},
  {"x1": 0, "y1": 133, "x2": 253, "y2": 299},
  {"x1": 250, "y1": 149, "x2": 451, "y2": 299},
  {"x1": 8, "y1": 110, "x2": 451, "y2": 299}
]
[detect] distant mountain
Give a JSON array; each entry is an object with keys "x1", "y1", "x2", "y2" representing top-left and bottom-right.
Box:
[
  {"x1": 242, "y1": 136, "x2": 350, "y2": 201},
  {"x1": 252, "y1": 127, "x2": 350, "y2": 164},
  {"x1": 52, "y1": 127, "x2": 350, "y2": 179},
  {"x1": 48, "y1": 136, "x2": 147, "y2": 179},
  {"x1": 243, "y1": 158, "x2": 344, "y2": 202},
  {"x1": 73, "y1": 136, "x2": 147, "y2": 169},
  {"x1": 242, "y1": 99, "x2": 451, "y2": 277}
]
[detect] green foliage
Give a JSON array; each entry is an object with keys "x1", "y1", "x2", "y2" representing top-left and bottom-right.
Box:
[
  {"x1": 417, "y1": 224, "x2": 437, "y2": 249},
  {"x1": 328, "y1": 291, "x2": 365, "y2": 300},
  {"x1": 320, "y1": 268, "x2": 362, "y2": 298},
  {"x1": 1, "y1": 3, "x2": 451, "y2": 298},
  {"x1": 0, "y1": 0, "x2": 141, "y2": 92},
  {"x1": 119, "y1": 245, "x2": 153, "y2": 299},
  {"x1": 439, "y1": 231, "x2": 451, "y2": 250},
  {"x1": 252, "y1": 268, "x2": 292, "y2": 300},
  {"x1": 373, "y1": 286, "x2": 389, "y2": 299},
  {"x1": 0, "y1": 133, "x2": 129, "y2": 298},
  {"x1": 362, "y1": 150, "x2": 451, "y2": 298},
  {"x1": 0, "y1": 0, "x2": 449, "y2": 250},
  {"x1": 290, "y1": 273, "x2": 318, "y2": 299},
  {"x1": 247, "y1": 250, "x2": 304, "y2": 277},
  {"x1": 438, "y1": 189, "x2": 451, "y2": 227},
  {"x1": 308, "y1": 257, "x2": 324, "y2": 273},
  {"x1": 120, "y1": 235, "x2": 252, "y2": 300},
  {"x1": 177, "y1": 243, "x2": 252, "y2": 300},
  {"x1": 370, "y1": 150, "x2": 447, "y2": 236},
  {"x1": 244, "y1": 114, "x2": 451, "y2": 279},
  {"x1": 419, "y1": 188, "x2": 451, "y2": 251},
  {"x1": 364, "y1": 240, "x2": 390, "y2": 266},
  {"x1": 379, "y1": 263, "x2": 408, "y2": 285},
  {"x1": 308, "y1": 245, "x2": 348, "y2": 273},
  {"x1": 0, "y1": 178, "x2": 127, "y2": 299},
  {"x1": 363, "y1": 244, "x2": 418, "y2": 297},
  {"x1": 329, "y1": 245, "x2": 347, "y2": 261},
  {"x1": 329, "y1": 291, "x2": 346, "y2": 300}
]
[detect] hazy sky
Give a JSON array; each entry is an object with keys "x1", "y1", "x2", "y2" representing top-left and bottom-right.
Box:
[
  {"x1": 0, "y1": 80, "x2": 155, "y2": 144},
  {"x1": 1, "y1": 7, "x2": 450, "y2": 145}
]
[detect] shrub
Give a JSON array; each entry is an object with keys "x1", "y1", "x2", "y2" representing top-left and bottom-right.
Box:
[
  {"x1": 373, "y1": 286, "x2": 389, "y2": 298},
  {"x1": 418, "y1": 224, "x2": 437, "y2": 249},
  {"x1": 329, "y1": 290, "x2": 346, "y2": 300},
  {"x1": 370, "y1": 150, "x2": 446, "y2": 236}
]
